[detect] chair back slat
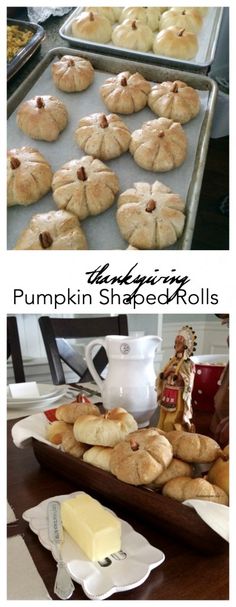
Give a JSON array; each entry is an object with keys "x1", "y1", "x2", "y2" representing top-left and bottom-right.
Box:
[
  {"x1": 7, "y1": 317, "x2": 25, "y2": 383},
  {"x1": 39, "y1": 316, "x2": 128, "y2": 385}
]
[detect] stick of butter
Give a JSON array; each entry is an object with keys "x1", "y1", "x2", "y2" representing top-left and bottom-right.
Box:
[{"x1": 61, "y1": 493, "x2": 121, "y2": 561}]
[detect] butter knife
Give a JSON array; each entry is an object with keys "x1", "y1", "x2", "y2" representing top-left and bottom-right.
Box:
[{"x1": 47, "y1": 501, "x2": 75, "y2": 600}]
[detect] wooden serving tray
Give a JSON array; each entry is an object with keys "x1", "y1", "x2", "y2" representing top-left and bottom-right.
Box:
[{"x1": 32, "y1": 438, "x2": 227, "y2": 554}]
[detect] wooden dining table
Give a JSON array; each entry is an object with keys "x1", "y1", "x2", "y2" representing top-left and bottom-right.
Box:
[{"x1": 7, "y1": 414, "x2": 229, "y2": 601}]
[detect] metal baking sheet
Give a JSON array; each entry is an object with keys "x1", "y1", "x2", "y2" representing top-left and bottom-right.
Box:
[
  {"x1": 7, "y1": 19, "x2": 45, "y2": 81},
  {"x1": 7, "y1": 47, "x2": 217, "y2": 250},
  {"x1": 59, "y1": 7, "x2": 224, "y2": 72}
]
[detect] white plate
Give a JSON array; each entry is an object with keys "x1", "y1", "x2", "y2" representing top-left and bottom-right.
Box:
[
  {"x1": 23, "y1": 492, "x2": 165, "y2": 600},
  {"x1": 183, "y1": 499, "x2": 229, "y2": 542},
  {"x1": 7, "y1": 383, "x2": 65, "y2": 402},
  {"x1": 7, "y1": 387, "x2": 68, "y2": 410}
]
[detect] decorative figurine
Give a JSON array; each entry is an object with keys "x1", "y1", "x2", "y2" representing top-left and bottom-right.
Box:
[{"x1": 156, "y1": 325, "x2": 197, "y2": 432}]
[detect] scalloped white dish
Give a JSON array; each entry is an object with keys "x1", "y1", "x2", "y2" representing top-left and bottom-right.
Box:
[
  {"x1": 23, "y1": 491, "x2": 165, "y2": 600},
  {"x1": 183, "y1": 499, "x2": 229, "y2": 542}
]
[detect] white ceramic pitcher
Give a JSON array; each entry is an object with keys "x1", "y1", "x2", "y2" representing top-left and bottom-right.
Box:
[{"x1": 85, "y1": 335, "x2": 162, "y2": 427}]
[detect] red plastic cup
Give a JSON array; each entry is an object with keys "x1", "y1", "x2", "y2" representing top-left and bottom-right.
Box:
[{"x1": 191, "y1": 355, "x2": 228, "y2": 413}]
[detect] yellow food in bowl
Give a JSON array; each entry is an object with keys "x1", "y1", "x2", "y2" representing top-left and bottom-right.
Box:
[{"x1": 7, "y1": 25, "x2": 34, "y2": 62}]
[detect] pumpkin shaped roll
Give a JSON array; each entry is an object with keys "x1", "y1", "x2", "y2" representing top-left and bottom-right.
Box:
[
  {"x1": 16, "y1": 95, "x2": 68, "y2": 142},
  {"x1": 148, "y1": 80, "x2": 200, "y2": 124},
  {"x1": 160, "y1": 8, "x2": 203, "y2": 34},
  {"x1": 87, "y1": 7, "x2": 121, "y2": 23},
  {"x1": 51, "y1": 55, "x2": 94, "y2": 93},
  {"x1": 129, "y1": 117, "x2": 187, "y2": 172},
  {"x1": 74, "y1": 408, "x2": 138, "y2": 448},
  {"x1": 116, "y1": 180, "x2": 185, "y2": 250},
  {"x1": 153, "y1": 26, "x2": 198, "y2": 60},
  {"x1": 110, "y1": 428, "x2": 173, "y2": 485},
  {"x1": 14, "y1": 210, "x2": 88, "y2": 250},
  {"x1": 7, "y1": 146, "x2": 52, "y2": 206},
  {"x1": 100, "y1": 71, "x2": 151, "y2": 114},
  {"x1": 119, "y1": 7, "x2": 161, "y2": 31},
  {"x1": 75, "y1": 112, "x2": 131, "y2": 161},
  {"x1": 71, "y1": 10, "x2": 112, "y2": 43},
  {"x1": 112, "y1": 18, "x2": 153, "y2": 52},
  {"x1": 52, "y1": 155, "x2": 119, "y2": 220}
]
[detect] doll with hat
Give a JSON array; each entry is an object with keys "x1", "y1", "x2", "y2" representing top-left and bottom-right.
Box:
[{"x1": 156, "y1": 325, "x2": 197, "y2": 432}]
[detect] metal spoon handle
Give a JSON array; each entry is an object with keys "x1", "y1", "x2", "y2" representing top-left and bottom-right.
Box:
[
  {"x1": 54, "y1": 559, "x2": 75, "y2": 600},
  {"x1": 47, "y1": 501, "x2": 75, "y2": 600}
]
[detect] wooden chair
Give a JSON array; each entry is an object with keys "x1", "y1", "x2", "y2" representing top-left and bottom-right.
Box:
[
  {"x1": 38, "y1": 315, "x2": 128, "y2": 385},
  {"x1": 7, "y1": 316, "x2": 25, "y2": 383}
]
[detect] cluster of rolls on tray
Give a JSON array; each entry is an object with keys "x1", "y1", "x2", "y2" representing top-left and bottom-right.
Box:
[
  {"x1": 70, "y1": 7, "x2": 209, "y2": 60},
  {"x1": 8, "y1": 44, "x2": 203, "y2": 250},
  {"x1": 46, "y1": 397, "x2": 229, "y2": 505}
]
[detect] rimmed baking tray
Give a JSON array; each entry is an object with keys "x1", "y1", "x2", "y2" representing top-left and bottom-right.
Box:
[
  {"x1": 7, "y1": 19, "x2": 45, "y2": 81},
  {"x1": 7, "y1": 47, "x2": 217, "y2": 250},
  {"x1": 59, "y1": 7, "x2": 224, "y2": 73}
]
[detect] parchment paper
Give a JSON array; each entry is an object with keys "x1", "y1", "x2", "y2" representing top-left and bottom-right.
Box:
[{"x1": 7, "y1": 58, "x2": 209, "y2": 250}]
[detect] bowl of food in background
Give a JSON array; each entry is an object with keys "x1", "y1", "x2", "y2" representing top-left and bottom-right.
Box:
[{"x1": 7, "y1": 18, "x2": 45, "y2": 80}]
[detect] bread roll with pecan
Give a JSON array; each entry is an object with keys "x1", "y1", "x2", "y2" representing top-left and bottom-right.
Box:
[
  {"x1": 7, "y1": 146, "x2": 52, "y2": 206},
  {"x1": 117, "y1": 180, "x2": 185, "y2": 249},
  {"x1": 14, "y1": 210, "x2": 88, "y2": 250},
  {"x1": 153, "y1": 27, "x2": 198, "y2": 60},
  {"x1": 162, "y1": 476, "x2": 229, "y2": 505},
  {"x1": 75, "y1": 113, "x2": 131, "y2": 160},
  {"x1": 71, "y1": 11, "x2": 112, "y2": 43},
  {"x1": 51, "y1": 55, "x2": 94, "y2": 92},
  {"x1": 52, "y1": 156, "x2": 119, "y2": 220},
  {"x1": 129, "y1": 118, "x2": 187, "y2": 172},
  {"x1": 16, "y1": 95, "x2": 68, "y2": 142},
  {"x1": 148, "y1": 80, "x2": 200, "y2": 124},
  {"x1": 112, "y1": 19, "x2": 153, "y2": 52},
  {"x1": 74, "y1": 407, "x2": 138, "y2": 447},
  {"x1": 110, "y1": 427, "x2": 173, "y2": 485},
  {"x1": 100, "y1": 71, "x2": 151, "y2": 114}
]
